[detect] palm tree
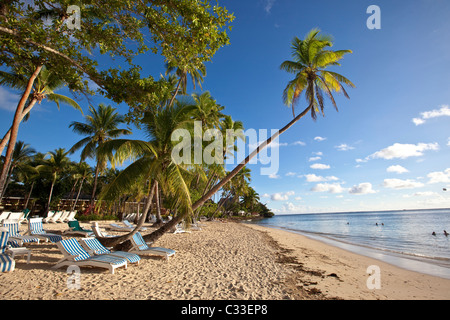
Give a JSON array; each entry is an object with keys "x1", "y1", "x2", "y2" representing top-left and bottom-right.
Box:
[
  {"x1": 165, "y1": 61, "x2": 206, "y2": 108},
  {"x1": 38, "y1": 148, "x2": 71, "y2": 213},
  {"x1": 104, "y1": 29, "x2": 354, "y2": 249},
  {"x1": 188, "y1": 29, "x2": 354, "y2": 228},
  {"x1": 71, "y1": 162, "x2": 93, "y2": 212},
  {"x1": 0, "y1": 65, "x2": 83, "y2": 197},
  {"x1": 240, "y1": 187, "x2": 260, "y2": 214},
  {"x1": 0, "y1": 141, "x2": 36, "y2": 198},
  {"x1": 68, "y1": 104, "x2": 132, "y2": 208},
  {"x1": 192, "y1": 91, "x2": 225, "y2": 130},
  {"x1": 96, "y1": 100, "x2": 199, "y2": 249}
]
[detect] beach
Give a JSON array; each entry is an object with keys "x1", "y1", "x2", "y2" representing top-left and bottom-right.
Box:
[{"x1": 1, "y1": 220, "x2": 449, "y2": 300}]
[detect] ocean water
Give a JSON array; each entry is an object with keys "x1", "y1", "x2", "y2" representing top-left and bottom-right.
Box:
[{"x1": 248, "y1": 208, "x2": 450, "y2": 279}]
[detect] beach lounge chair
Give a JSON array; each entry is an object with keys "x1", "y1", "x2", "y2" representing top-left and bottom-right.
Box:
[
  {"x1": 0, "y1": 230, "x2": 15, "y2": 272},
  {"x1": 173, "y1": 223, "x2": 191, "y2": 234},
  {"x1": 47, "y1": 211, "x2": 63, "y2": 223},
  {"x1": 130, "y1": 232, "x2": 176, "y2": 261},
  {"x1": 122, "y1": 220, "x2": 147, "y2": 231},
  {"x1": 6, "y1": 212, "x2": 24, "y2": 223},
  {"x1": 2, "y1": 219, "x2": 40, "y2": 246},
  {"x1": 57, "y1": 211, "x2": 70, "y2": 223},
  {"x1": 27, "y1": 218, "x2": 63, "y2": 243},
  {"x1": 109, "y1": 223, "x2": 134, "y2": 232},
  {"x1": 79, "y1": 238, "x2": 140, "y2": 265},
  {"x1": 63, "y1": 220, "x2": 94, "y2": 237},
  {"x1": 43, "y1": 211, "x2": 55, "y2": 223},
  {"x1": 0, "y1": 211, "x2": 11, "y2": 224},
  {"x1": 91, "y1": 222, "x2": 117, "y2": 238},
  {"x1": 53, "y1": 238, "x2": 127, "y2": 274},
  {"x1": 64, "y1": 211, "x2": 77, "y2": 222}
]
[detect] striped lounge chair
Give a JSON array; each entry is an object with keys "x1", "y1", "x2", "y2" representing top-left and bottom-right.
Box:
[
  {"x1": 53, "y1": 238, "x2": 127, "y2": 274},
  {"x1": 0, "y1": 230, "x2": 15, "y2": 272},
  {"x1": 130, "y1": 232, "x2": 176, "y2": 261},
  {"x1": 79, "y1": 238, "x2": 141, "y2": 265},
  {"x1": 27, "y1": 218, "x2": 63, "y2": 243},
  {"x1": 2, "y1": 219, "x2": 40, "y2": 246}
]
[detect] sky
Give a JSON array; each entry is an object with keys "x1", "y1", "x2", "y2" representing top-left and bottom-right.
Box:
[{"x1": 1, "y1": 0, "x2": 450, "y2": 214}]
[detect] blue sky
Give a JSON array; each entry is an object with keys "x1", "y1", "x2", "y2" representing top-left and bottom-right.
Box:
[{"x1": 1, "y1": 0, "x2": 450, "y2": 214}]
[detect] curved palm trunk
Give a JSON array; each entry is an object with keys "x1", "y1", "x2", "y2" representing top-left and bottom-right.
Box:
[
  {"x1": 47, "y1": 177, "x2": 56, "y2": 213},
  {"x1": 98, "y1": 180, "x2": 158, "y2": 250},
  {"x1": 168, "y1": 77, "x2": 183, "y2": 108},
  {"x1": 100, "y1": 105, "x2": 313, "y2": 250},
  {"x1": 71, "y1": 178, "x2": 85, "y2": 212},
  {"x1": 24, "y1": 181, "x2": 35, "y2": 210},
  {"x1": 152, "y1": 181, "x2": 164, "y2": 227},
  {"x1": 141, "y1": 104, "x2": 314, "y2": 244},
  {"x1": 0, "y1": 99, "x2": 38, "y2": 157},
  {"x1": 0, "y1": 66, "x2": 42, "y2": 198}
]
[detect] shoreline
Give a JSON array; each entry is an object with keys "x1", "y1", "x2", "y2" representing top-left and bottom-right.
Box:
[
  {"x1": 245, "y1": 223, "x2": 450, "y2": 300},
  {"x1": 1, "y1": 220, "x2": 449, "y2": 300}
]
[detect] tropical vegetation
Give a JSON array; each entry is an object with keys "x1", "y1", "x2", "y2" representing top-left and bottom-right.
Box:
[{"x1": 0, "y1": 1, "x2": 353, "y2": 252}]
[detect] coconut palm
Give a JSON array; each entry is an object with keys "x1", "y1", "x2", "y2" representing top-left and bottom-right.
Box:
[
  {"x1": 165, "y1": 61, "x2": 206, "y2": 108},
  {"x1": 38, "y1": 148, "x2": 72, "y2": 212},
  {"x1": 188, "y1": 29, "x2": 354, "y2": 227},
  {"x1": 0, "y1": 141, "x2": 36, "y2": 198},
  {"x1": 0, "y1": 65, "x2": 83, "y2": 197},
  {"x1": 96, "y1": 100, "x2": 199, "y2": 249},
  {"x1": 68, "y1": 104, "x2": 132, "y2": 208},
  {"x1": 70, "y1": 162, "x2": 93, "y2": 212}
]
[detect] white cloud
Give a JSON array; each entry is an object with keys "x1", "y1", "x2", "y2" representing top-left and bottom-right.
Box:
[
  {"x1": 292, "y1": 141, "x2": 306, "y2": 146},
  {"x1": 335, "y1": 144, "x2": 355, "y2": 151},
  {"x1": 264, "y1": 0, "x2": 276, "y2": 13},
  {"x1": 310, "y1": 163, "x2": 330, "y2": 170},
  {"x1": 303, "y1": 174, "x2": 339, "y2": 182},
  {"x1": 386, "y1": 165, "x2": 409, "y2": 174},
  {"x1": 311, "y1": 183, "x2": 346, "y2": 194},
  {"x1": 349, "y1": 183, "x2": 377, "y2": 195},
  {"x1": 447, "y1": 138, "x2": 450, "y2": 147},
  {"x1": 368, "y1": 143, "x2": 439, "y2": 160},
  {"x1": 413, "y1": 105, "x2": 450, "y2": 125},
  {"x1": 427, "y1": 168, "x2": 450, "y2": 184},
  {"x1": 285, "y1": 172, "x2": 296, "y2": 177},
  {"x1": 383, "y1": 179, "x2": 424, "y2": 189},
  {"x1": 268, "y1": 173, "x2": 281, "y2": 179},
  {"x1": 0, "y1": 87, "x2": 19, "y2": 112},
  {"x1": 404, "y1": 191, "x2": 440, "y2": 197},
  {"x1": 314, "y1": 136, "x2": 327, "y2": 142},
  {"x1": 313, "y1": 152, "x2": 323, "y2": 156},
  {"x1": 271, "y1": 191, "x2": 295, "y2": 201},
  {"x1": 309, "y1": 156, "x2": 321, "y2": 162}
]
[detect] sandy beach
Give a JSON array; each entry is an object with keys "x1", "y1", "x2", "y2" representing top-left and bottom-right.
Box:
[{"x1": 1, "y1": 220, "x2": 449, "y2": 300}]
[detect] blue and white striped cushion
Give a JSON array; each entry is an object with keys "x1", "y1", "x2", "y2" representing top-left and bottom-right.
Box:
[
  {"x1": 83, "y1": 238, "x2": 140, "y2": 264},
  {"x1": 0, "y1": 253, "x2": 15, "y2": 272},
  {"x1": 0, "y1": 231, "x2": 10, "y2": 254},
  {"x1": 132, "y1": 232, "x2": 149, "y2": 250},
  {"x1": 60, "y1": 238, "x2": 91, "y2": 261},
  {"x1": 29, "y1": 220, "x2": 62, "y2": 242},
  {"x1": 4, "y1": 221, "x2": 40, "y2": 243},
  {"x1": 86, "y1": 254, "x2": 127, "y2": 266}
]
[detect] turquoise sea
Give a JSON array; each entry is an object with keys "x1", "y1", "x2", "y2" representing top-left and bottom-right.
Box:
[{"x1": 248, "y1": 208, "x2": 450, "y2": 279}]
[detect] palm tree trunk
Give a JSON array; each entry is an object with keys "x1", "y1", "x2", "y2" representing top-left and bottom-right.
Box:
[
  {"x1": 24, "y1": 181, "x2": 35, "y2": 210},
  {"x1": 168, "y1": 77, "x2": 183, "y2": 108},
  {"x1": 0, "y1": 66, "x2": 42, "y2": 198},
  {"x1": 142, "y1": 104, "x2": 313, "y2": 244},
  {"x1": 98, "y1": 180, "x2": 158, "y2": 250},
  {"x1": 47, "y1": 178, "x2": 56, "y2": 213},
  {"x1": 152, "y1": 181, "x2": 163, "y2": 227},
  {"x1": 72, "y1": 178, "x2": 84, "y2": 212},
  {"x1": 90, "y1": 161, "x2": 100, "y2": 208}
]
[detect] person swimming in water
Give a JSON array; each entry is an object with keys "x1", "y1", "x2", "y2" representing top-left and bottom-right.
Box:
[
  {"x1": 444, "y1": 230, "x2": 449, "y2": 236},
  {"x1": 432, "y1": 232, "x2": 437, "y2": 236}
]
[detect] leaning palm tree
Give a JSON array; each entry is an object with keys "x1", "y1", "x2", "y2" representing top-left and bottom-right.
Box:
[
  {"x1": 68, "y1": 104, "x2": 132, "y2": 208},
  {"x1": 70, "y1": 162, "x2": 93, "y2": 212},
  {"x1": 102, "y1": 29, "x2": 354, "y2": 249},
  {"x1": 178, "y1": 28, "x2": 355, "y2": 236},
  {"x1": 0, "y1": 65, "x2": 83, "y2": 197}
]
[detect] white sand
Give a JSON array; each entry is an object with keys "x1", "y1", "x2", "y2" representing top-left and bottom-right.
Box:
[{"x1": 1, "y1": 220, "x2": 449, "y2": 300}]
